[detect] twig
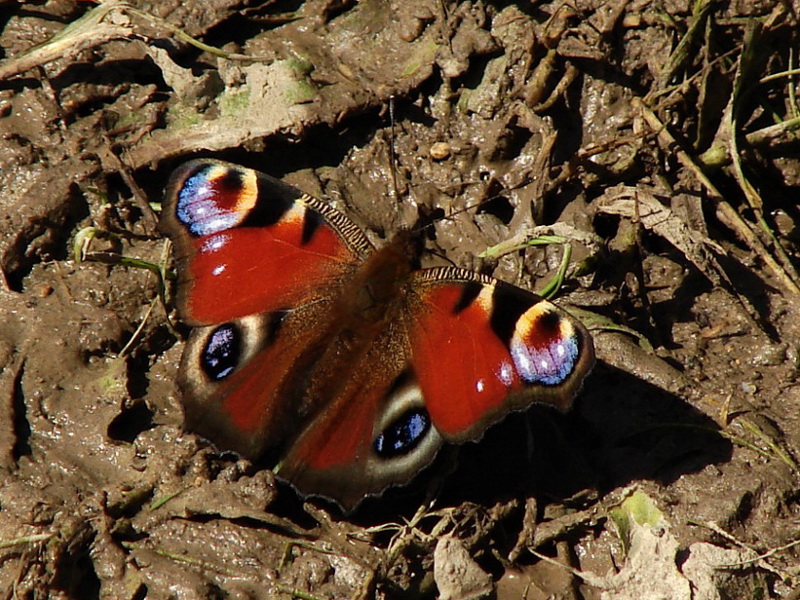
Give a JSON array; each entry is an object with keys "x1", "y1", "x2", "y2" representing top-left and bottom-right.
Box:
[
  {"x1": 633, "y1": 97, "x2": 800, "y2": 296},
  {"x1": 0, "y1": 533, "x2": 53, "y2": 550}
]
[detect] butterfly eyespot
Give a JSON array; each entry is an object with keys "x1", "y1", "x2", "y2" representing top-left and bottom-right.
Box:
[
  {"x1": 201, "y1": 324, "x2": 242, "y2": 381},
  {"x1": 374, "y1": 408, "x2": 431, "y2": 458},
  {"x1": 510, "y1": 306, "x2": 581, "y2": 386}
]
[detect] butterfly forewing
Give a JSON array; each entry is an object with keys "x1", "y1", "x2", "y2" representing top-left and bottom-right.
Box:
[
  {"x1": 407, "y1": 268, "x2": 594, "y2": 442},
  {"x1": 160, "y1": 160, "x2": 371, "y2": 326}
]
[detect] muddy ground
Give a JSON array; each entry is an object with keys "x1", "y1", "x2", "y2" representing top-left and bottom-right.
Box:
[{"x1": 0, "y1": 0, "x2": 799, "y2": 598}]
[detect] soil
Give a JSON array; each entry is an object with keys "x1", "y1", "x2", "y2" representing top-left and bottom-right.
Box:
[{"x1": 0, "y1": 1, "x2": 799, "y2": 599}]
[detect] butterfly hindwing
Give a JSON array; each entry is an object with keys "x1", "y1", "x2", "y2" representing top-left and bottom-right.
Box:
[
  {"x1": 177, "y1": 301, "x2": 334, "y2": 462},
  {"x1": 277, "y1": 329, "x2": 444, "y2": 510}
]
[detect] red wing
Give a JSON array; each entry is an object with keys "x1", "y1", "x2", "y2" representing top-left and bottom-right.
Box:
[
  {"x1": 407, "y1": 268, "x2": 595, "y2": 443},
  {"x1": 159, "y1": 160, "x2": 372, "y2": 325},
  {"x1": 181, "y1": 302, "x2": 446, "y2": 513},
  {"x1": 177, "y1": 304, "x2": 332, "y2": 462},
  {"x1": 277, "y1": 328, "x2": 443, "y2": 512}
]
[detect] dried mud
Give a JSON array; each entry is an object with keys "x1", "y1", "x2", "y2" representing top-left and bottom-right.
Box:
[{"x1": 0, "y1": 1, "x2": 798, "y2": 599}]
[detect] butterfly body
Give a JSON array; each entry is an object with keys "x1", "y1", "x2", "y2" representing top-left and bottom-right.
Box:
[{"x1": 161, "y1": 159, "x2": 594, "y2": 510}]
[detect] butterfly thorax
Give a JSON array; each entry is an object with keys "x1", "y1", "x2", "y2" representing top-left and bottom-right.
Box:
[{"x1": 337, "y1": 241, "x2": 413, "y2": 329}]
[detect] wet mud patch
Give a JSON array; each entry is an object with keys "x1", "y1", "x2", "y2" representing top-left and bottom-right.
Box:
[{"x1": 1, "y1": 1, "x2": 799, "y2": 598}]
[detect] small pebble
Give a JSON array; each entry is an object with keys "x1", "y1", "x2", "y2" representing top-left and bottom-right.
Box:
[{"x1": 430, "y1": 141, "x2": 451, "y2": 160}]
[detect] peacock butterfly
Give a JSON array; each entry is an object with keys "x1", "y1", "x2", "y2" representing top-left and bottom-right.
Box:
[{"x1": 159, "y1": 159, "x2": 595, "y2": 511}]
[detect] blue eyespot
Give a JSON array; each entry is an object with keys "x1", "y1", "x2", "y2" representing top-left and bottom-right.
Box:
[
  {"x1": 177, "y1": 170, "x2": 243, "y2": 236},
  {"x1": 510, "y1": 335, "x2": 580, "y2": 385},
  {"x1": 374, "y1": 409, "x2": 431, "y2": 458},
  {"x1": 201, "y1": 324, "x2": 241, "y2": 381}
]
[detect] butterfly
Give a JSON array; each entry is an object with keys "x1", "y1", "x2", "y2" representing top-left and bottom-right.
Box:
[{"x1": 159, "y1": 158, "x2": 595, "y2": 511}]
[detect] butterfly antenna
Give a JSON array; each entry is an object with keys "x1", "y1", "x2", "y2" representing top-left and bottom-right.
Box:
[
  {"x1": 407, "y1": 194, "x2": 489, "y2": 239},
  {"x1": 443, "y1": 197, "x2": 502, "y2": 221}
]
